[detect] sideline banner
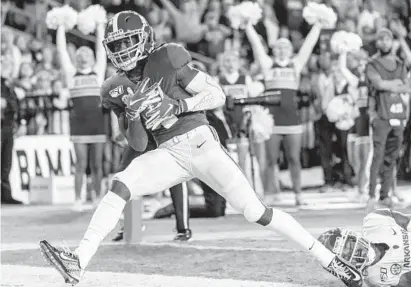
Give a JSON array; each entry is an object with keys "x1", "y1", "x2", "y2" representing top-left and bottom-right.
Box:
[{"x1": 10, "y1": 135, "x2": 76, "y2": 203}]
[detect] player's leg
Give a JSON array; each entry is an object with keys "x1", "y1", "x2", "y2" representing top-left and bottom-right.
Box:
[
  {"x1": 191, "y1": 126, "x2": 362, "y2": 284},
  {"x1": 89, "y1": 142, "x2": 104, "y2": 200},
  {"x1": 112, "y1": 145, "x2": 146, "y2": 241},
  {"x1": 40, "y1": 148, "x2": 191, "y2": 284},
  {"x1": 283, "y1": 134, "x2": 303, "y2": 205},
  {"x1": 73, "y1": 143, "x2": 88, "y2": 209},
  {"x1": 170, "y1": 182, "x2": 191, "y2": 241}
]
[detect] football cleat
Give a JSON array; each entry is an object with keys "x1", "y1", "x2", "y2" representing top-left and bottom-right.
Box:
[
  {"x1": 173, "y1": 229, "x2": 192, "y2": 242},
  {"x1": 39, "y1": 240, "x2": 83, "y2": 285},
  {"x1": 325, "y1": 256, "x2": 363, "y2": 287},
  {"x1": 112, "y1": 228, "x2": 124, "y2": 242}
]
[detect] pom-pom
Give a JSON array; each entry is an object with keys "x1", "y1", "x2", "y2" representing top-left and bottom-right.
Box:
[
  {"x1": 227, "y1": 1, "x2": 262, "y2": 30},
  {"x1": 87, "y1": 4, "x2": 107, "y2": 25},
  {"x1": 246, "y1": 106, "x2": 274, "y2": 143},
  {"x1": 303, "y1": 2, "x2": 337, "y2": 28},
  {"x1": 76, "y1": 5, "x2": 107, "y2": 35},
  {"x1": 326, "y1": 96, "x2": 358, "y2": 130},
  {"x1": 77, "y1": 10, "x2": 96, "y2": 35},
  {"x1": 330, "y1": 31, "x2": 363, "y2": 54},
  {"x1": 46, "y1": 5, "x2": 78, "y2": 31}
]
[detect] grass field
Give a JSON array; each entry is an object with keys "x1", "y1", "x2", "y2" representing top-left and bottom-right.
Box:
[{"x1": 2, "y1": 203, "x2": 411, "y2": 287}]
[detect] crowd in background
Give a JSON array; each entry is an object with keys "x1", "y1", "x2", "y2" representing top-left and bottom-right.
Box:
[{"x1": 1, "y1": 0, "x2": 411, "y2": 206}]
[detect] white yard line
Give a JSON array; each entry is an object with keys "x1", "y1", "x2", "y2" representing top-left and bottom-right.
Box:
[
  {"x1": 1, "y1": 265, "x2": 322, "y2": 287},
  {"x1": 1, "y1": 225, "x2": 361, "y2": 253}
]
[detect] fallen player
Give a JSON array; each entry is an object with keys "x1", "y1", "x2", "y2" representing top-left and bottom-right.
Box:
[{"x1": 319, "y1": 209, "x2": 411, "y2": 286}]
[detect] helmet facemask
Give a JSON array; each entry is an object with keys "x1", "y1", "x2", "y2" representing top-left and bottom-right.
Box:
[
  {"x1": 333, "y1": 229, "x2": 372, "y2": 272},
  {"x1": 103, "y1": 29, "x2": 148, "y2": 71}
]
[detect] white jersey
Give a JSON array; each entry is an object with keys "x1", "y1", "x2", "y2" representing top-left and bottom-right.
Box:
[{"x1": 362, "y1": 209, "x2": 411, "y2": 287}]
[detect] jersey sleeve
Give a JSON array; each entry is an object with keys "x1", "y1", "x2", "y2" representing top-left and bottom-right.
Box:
[
  {"x1": 166, "y1": 43, "x2": 199, "y2": 90},
  {"x1": 166, "y1": 43, "x2": 192, "y2": 70},
  {"x1": 363, "y1": 209, "x2": 411, "y2": 240}
]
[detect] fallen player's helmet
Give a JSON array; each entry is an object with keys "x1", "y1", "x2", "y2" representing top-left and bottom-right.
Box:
[
  {"x1": 103, "y1": 11, "x2": 154, "y2": 71},
  {"x1": 318, "y1": 228, "x2": 374, "y2": 272}
]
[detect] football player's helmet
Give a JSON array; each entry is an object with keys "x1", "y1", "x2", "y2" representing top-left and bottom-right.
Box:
[
  {"x1": 103, "y1": 11, "x2": 154, "y2": 71},
  {"x1": 318, "y1": 228, "x2": 374, "y2": 272}
]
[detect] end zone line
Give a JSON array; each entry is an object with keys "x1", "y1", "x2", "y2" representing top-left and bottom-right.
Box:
[
  {"x1": 1, "y1": 264, "x2": 322, "y2": 287},
  {"x1": 1, "y1": 241, "x2": 299, "y2": 253}
]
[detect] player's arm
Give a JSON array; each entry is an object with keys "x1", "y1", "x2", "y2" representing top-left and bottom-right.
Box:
[
  {"x1": 93, "y1": 23, "x2": 107, "y2": 82},
  {"x1": 293, "y1": 23, "x2": 322, "y2": 74},
  {"x1": 168, "y1": 45, "x2": 226, "y2": 113},
  {"x1": 366, "y1": 62, "x2": 411, "y2": 93},
  {"x1": 56, "y1": 26, "x2": 76, "y2": 82}
]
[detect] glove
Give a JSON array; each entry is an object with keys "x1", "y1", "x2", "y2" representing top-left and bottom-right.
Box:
[
  {"x1": 123, "y1": 78, "x2": 162, "y2": 121},
  {"x1": 142, "y1": 83, "x2": 187, "y2": 130}
]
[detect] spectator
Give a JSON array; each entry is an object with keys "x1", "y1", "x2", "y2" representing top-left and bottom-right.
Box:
[
  {"x1": 357, "y1": 0, "x2": 380, "y2": 37},
  {"x1": 339, "y1": 50, "x2": 371, "y2": 199},
  {"x1": 1, "y1": 29, "x2": 22, "y2": 79},
  {"x1": 245, "y1": 15, "x2": 323, "y2": 205},
  {"x1": 51, "y1": 79, "x2": 70, "y2": 135},
  {"x1": 56, "y1": 21, "x2": 107, "y2": 211},
  {"x1": 159, "y1": 0, "x2": 208, "y2": 44},
  {"x1": 34, "y1": 46, "x2": 59, "y2": 80},
  {"x1": 366, "y1": 28, "x2": 411, "y2": 211},
  {"x1": 314, "y1": 52, "x2": 336, "y2": 193},
  {"x1": 148, "y1": 6, "x2": 173, "y2": 44},
  {"x1": 199, "y1": 10, "x2": 231, "y2": 58},
  {"x1": 15, "y1": 35, "x2": 33, "y2": 64},
  {"x1": 1, "y1": 58, "x2": 22, "y2": 204}
]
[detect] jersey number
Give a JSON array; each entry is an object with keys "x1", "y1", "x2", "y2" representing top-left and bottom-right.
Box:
[{"x1": 390, "y1": 103, "x2": 404, "y2": 114}]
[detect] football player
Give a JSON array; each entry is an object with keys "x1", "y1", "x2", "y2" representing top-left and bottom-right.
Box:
[
  {"x1": 319, "y1": 209, "x2": 411, "y2": 286},
  {"x1": 39, "y1": 11, "x2": 362, "y2": 286}
]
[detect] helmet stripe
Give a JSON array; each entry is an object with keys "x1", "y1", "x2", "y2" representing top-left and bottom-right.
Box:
[{"x1": 112, "y1": 12, "x2": 120, "y2": 33}]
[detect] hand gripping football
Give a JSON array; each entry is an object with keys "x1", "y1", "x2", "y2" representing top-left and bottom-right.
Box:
[{"x1": 123, "y1": 78, "x2": 162, "y2": 121}]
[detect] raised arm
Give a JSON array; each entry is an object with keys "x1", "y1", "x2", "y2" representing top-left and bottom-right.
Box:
[
  {"x1": 245, "y1": 23, "x2": 273, "y2": 74},
  {"x1": 293, "y1": 23, "x2": 322, "y2": 74},
  {"x1": 398, "y1": 37, "x2": 411, "y2": 67},
  {"x1": 339, "y1": 52, "x2": 359, "y2": 87},
  {"x1": 93, "y1": 23, "x2": 107, "y2": 82},
  {"x1": 159, "y1": 0, "x2": 181, "y2": 20},
  {"x1": 56, "y1": 26, "x2": 76, "y2": 82}
]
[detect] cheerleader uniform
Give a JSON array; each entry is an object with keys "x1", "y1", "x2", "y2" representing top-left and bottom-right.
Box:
[{"x1": 69, "y1": 71, "x2": 106, "y2": 143}]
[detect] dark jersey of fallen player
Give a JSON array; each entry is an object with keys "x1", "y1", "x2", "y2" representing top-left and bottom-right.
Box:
[{"x1": 102, "y1": 43, "x2": 208, "y2": 146}]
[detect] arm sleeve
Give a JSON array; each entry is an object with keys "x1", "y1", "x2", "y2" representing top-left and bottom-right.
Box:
[{"x1": 166, "y1": 44, "x2": 225, "y2": 112}]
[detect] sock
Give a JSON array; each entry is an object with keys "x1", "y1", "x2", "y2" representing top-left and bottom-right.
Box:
[
  {"x1": 75, "y1": 191, "x2": 126, "y2": 268},
  {"x1": 267, "y1": 208, "x2": 334, "y2": 267}
]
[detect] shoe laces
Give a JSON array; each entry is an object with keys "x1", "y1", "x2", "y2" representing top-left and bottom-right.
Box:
[
  {"x1": 330, "y1": 259, "x2": 352, "y2": 280},
  {"x1": 60, "y1": 242, "x2": 77, "y2": 261}
]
